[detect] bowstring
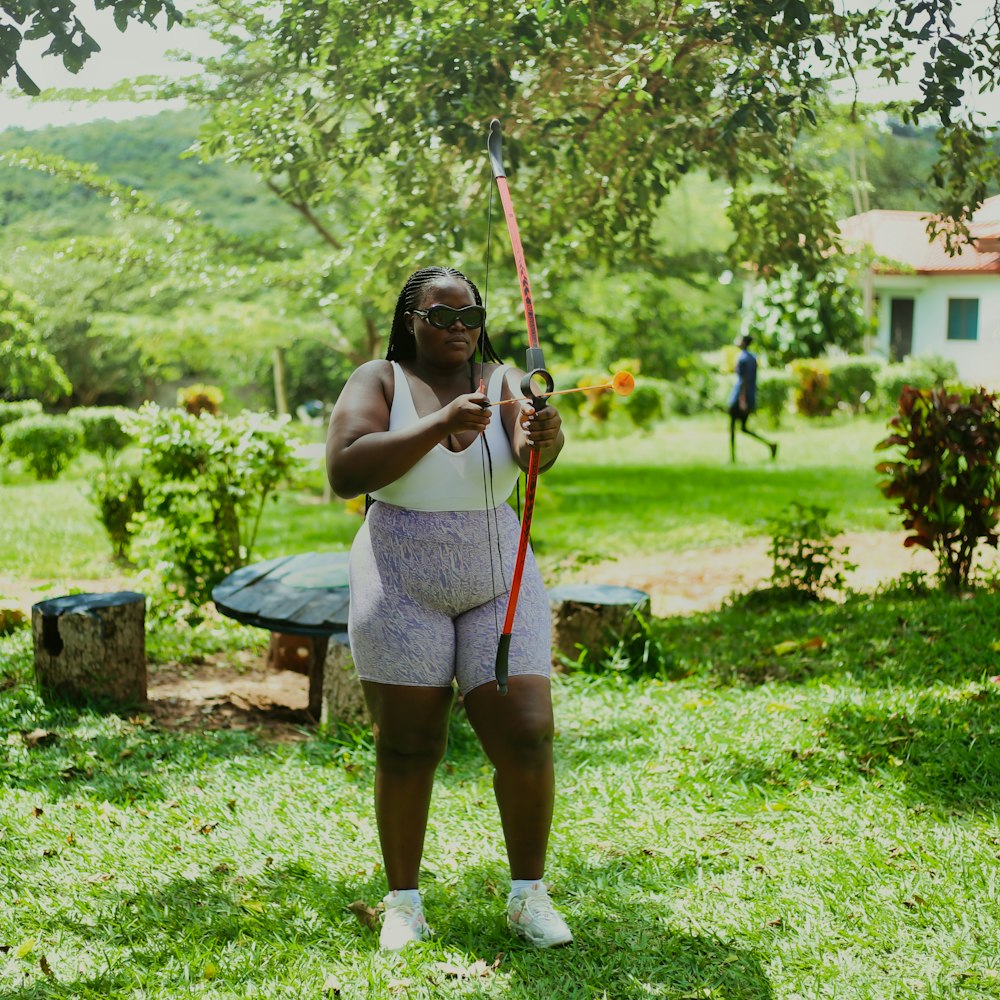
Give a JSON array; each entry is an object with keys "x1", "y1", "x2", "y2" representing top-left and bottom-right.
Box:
[{"x1": 481, "y1": 159, "x2": 505, "y2": 643}]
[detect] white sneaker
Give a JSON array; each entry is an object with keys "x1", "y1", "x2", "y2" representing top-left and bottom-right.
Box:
[
  {"x1": 507, "y1": 882, "x2": 573, "y2": 947},
  {"x1": 379, "y1": 890, "x2": 433, "y2": 951}
]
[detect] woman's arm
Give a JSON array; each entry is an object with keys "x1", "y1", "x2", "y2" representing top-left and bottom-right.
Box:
[
  {"x1": 326, "y1": 361, "x2": 491, "y2": 498},
  {"x1": 498, "y1": 368, "x2": 565, "y2": 474}
]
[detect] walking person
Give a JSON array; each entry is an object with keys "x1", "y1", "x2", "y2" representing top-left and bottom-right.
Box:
[
  {"x1": 728, "y1": 334, "x2": 778, "y2": 463},
  {"x1": 326, "y1": 266, "x2": 572, "y2": 951}
]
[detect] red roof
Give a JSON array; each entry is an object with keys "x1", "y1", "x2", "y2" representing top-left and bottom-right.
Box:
[{"x1": 839, "y1": 195, "x2": 1000, "y2": 274}]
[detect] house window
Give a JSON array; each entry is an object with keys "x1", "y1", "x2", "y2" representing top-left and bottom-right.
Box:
[{"x1": 947, "y1": 298, "x2": 979, "y2": 341}]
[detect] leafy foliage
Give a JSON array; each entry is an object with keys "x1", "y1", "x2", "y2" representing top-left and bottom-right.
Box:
[
  {"x1": 170, "y1": 0, "x2": 1000, "y2": 291},
  {"x1": 0, "y1": 280, "x2": 70, "y2": 402},
  {"x1": 1, "y1": 412, "x2": 82, "y2": 479},
  {"x1": 788, "y1": 358, "x2": 835, "y2": 417},
  {"x1": 128, "y1": 404, "x2": 305, "y2": 606},
  {"x1": 0, "y1": 0, "x2": 182, "y2": 95},
  {"x1": 0, "y1": 397, "x2": 41, "y2": 439},
  {"x1": 766, "y1": 502, "x2": 856, "y2": 599},
  {"x1": 827, "y1": 356, "x2": 882, "y2": 413},
  {"x1": 876, "y1": 385, "x2": 1000, "y2": 591},
  {"x1": 743, "y1": 263, "x2": 870, "y2": 363},
  {"x1": 755, "y1": 369, "x2": 794, "y2": 426},
  {"x1": 69, "y1": 405, "x2": 133, "y2": 458},
  {"x1": 87, "y1": 467, "x2": 145, "y2": 562},
  {"x1": 622, "y1": 383, "x2": 664, "y2": 430},
  {"x1": 875, "y1": 354, "x2": 960, "y2": 410}
]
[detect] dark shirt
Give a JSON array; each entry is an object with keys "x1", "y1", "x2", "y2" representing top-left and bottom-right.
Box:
[{"x1": 728, "y1": 349, "x2": 757, "y2": 411}]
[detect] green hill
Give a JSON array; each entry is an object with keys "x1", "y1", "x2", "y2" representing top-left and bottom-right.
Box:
[{"x1": 0, "y1": 109, "x2": 300, "y2": 240}]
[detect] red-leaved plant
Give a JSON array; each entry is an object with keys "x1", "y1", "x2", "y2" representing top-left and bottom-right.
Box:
[{"x1": 875, "y1": 385, "x2": 1000, "y2": 591}]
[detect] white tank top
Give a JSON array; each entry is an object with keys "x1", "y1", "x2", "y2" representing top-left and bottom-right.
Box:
[{"x1": 369, "y1": 362, "x2": 521, "y2": 512}]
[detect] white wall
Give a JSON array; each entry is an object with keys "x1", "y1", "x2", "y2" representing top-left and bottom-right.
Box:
[{"x1": 873, "y1": 273, "x2": 1000, "y2": 387}]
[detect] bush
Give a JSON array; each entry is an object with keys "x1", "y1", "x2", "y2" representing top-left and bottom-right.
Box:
[
  {"x1": 876, "y1": 355, "x2": 959, "y2": 410},
  {"x1": 88, "y1": 469, "x2": 145, "y2": 561},
  {"x1": 130, "y1": 404, "x2": 305, "y2": 606},
  {"x1": 669, "y1": 356, "x2": 729, "y2": 416},
  {"x1": 0, "y1": 399, "x2": 42, "y2": 441},
  {"x1": 876, "y1": 384, "x2": 1000, "y2": 592},
  {"x1": 623, "y1": 383, "x2": 664, "y2": 429},
  {"x1": 755, "y1": 369, "x2": 794, "y2": 427},
  {"x1": 789, "y1": 358, "x2": 835, "y2": 416},
  {"x1": 767, "y1": 502, "x2": 855, "y2": 599},
  {"x1": 69, "y1": 406, "x2": 134, "y2": 458},
  {"x1": 1, "y1": 414, "x2": 83, "y2": 479},
  {"x1": 178, "y1": 383, "x2": 224, "y2": 416},
  {"x1": 0, "y1": 602, "x2": 27, "y2": 635},
  {"x1": 827, "y1": 356, "x2": 882, "y2": 412}
]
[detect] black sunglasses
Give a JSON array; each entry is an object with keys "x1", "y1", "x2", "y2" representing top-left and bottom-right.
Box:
[{"x1": 412, "y1": 304, "x2": 486, "y2": 330}]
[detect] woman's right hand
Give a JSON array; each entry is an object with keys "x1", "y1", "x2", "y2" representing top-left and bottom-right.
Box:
[{"x1": 438, "y1": 388, "x2": 491, "y2": 438}]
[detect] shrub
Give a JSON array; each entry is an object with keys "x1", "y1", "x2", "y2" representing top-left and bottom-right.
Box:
[
  {"x1": 828, "y1": 356, "x2": 882, "y2": 412},
  {"x1": 178, "y1": 383, "x2": 224, "y2": 416},
  {"x1": 69, "y1": 406, "x2": 134, "y2": 459},
  {"x1": 0, "y1": 399, "x2": 42, "y2": 442},
  {"x1": 130, "y1": 404, "x2": 305, "y2": 606},
  {"x1": 876, "y1": 385, "x2": 1000, "y2": 592},
  {"x1": 767, "y1": 502, "x2": 856, "y2": 599},
  {"x1": 876, "y1": 355, "x2": 959, "y2": 410},
  {"x1": 755, "y1": 369, "x2": 794, "y2": 427},
  {"x1": 1, "y1": 414, "x2": 83, "y2": 479},
  {"x1": 623, "y1": 383, "x2": 664, "y2": 429},
  {"x1": 88, "y1": 469, "x2": 145, "y2": 561},
  {"x1": 0, "y1": 602, "x2": 27, "y2": 635},
  {"x1": 789, "y1": 358, "x2": 835, "y2": 416},
  {"x1": 669, "y1": 356, "x2": 729, "y2": 416}
]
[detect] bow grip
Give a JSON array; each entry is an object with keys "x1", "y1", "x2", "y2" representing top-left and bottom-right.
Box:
[{"x1": 521, "y1": 367, "x2": 553, "y2": 410}]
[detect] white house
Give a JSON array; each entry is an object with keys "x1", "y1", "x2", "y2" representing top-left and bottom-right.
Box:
[{"x1": 839, "y1": 194, "x2": 1000, "y2": 386}]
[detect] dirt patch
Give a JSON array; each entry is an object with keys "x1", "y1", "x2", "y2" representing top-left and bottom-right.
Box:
[
  {"x1": 145, "y1": 656, "x2": 313, "y2": 741},
  {"x1": 570, "y1": 530, "x2": 949, "y2": 617}
]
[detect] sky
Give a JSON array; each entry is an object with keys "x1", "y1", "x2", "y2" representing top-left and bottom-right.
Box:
[
  {"x1": 0, "y1": 0, "x2": 998, "y2": 133},
  {"x1": 0, "y1": 1, "x2": 219, "y2": 131}
]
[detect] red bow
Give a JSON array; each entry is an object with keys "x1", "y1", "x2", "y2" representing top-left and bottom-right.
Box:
[{"x1": 487, "y1": 119, "x2": 553, "y2": 695}]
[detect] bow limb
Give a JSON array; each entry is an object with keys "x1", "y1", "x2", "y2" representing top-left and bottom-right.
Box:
[{"x1": 488, "y1": 118, "x2": 553, "y2": 696}]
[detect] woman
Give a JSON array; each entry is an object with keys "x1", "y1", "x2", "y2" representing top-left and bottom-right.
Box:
[{"x1": 326, "y1": 266, "x2": 571, "y2": 951}]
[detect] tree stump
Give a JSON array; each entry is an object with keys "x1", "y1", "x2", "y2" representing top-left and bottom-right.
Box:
[
  {"x1": 31, "y1": 592, "x2": 147, "y2": 705},
  {"x1": 320, "y1": 632, "x2": 368, "y2": 728},
  {"x1": 548, "y1": 584, "x2": 652, "y2": 668},
  {"x1": 265, "y1": 632, "x2": 321, "y2": 675}
]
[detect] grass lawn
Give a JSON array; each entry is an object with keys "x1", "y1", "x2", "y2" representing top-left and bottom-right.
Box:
[
  {"x1": 0, "y1": 413, "x2": 898, "y2": 586},
  {"x1": 3, "y1": 410, "x2": 997, "y2": 997},
  {"x1": 2, "y1": 581, "x2": 999, "y2": 998}
]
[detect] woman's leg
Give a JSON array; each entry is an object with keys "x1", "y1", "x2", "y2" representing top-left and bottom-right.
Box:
[
  {"x1": 461, "y1": 675, "x2": 554, "y2": 879},
  {"x1": 362, "y1": 681, "x2": 454, "y2": 889}
]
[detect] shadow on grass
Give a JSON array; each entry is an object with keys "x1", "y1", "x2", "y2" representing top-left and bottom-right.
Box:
[
  {"x1": 0, "y1": 862, "x2": 775, "y2": 1000},
  {"x1": 818, "y1": 690, "x2": 1000, "y2": 809},
  {"x1": 651, "y1": 586, "x2": 1000, "y2": 690}
]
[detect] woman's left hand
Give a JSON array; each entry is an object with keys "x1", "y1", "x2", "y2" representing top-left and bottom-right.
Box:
[{"x1": 518, "y1": 401, "x2": 562, "y2": 450}]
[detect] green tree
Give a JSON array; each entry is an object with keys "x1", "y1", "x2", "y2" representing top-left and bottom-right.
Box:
[
  {"x1": 742, "y1": 263, "x2": 872, "y2": 363},
  {"x1": 0, "y1": 280, "x2": 70, "y2": 402},
  {"x1": 0, "y1": 0, "x2": 181, "y2": 95},
  {"x1": 168, "y1": 0, "x2": 998, "y2": 286}
]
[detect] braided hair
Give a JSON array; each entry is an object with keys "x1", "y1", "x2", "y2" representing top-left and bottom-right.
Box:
[{"x1": 385, "y1": 266, "x2": 501, "y2": 363}]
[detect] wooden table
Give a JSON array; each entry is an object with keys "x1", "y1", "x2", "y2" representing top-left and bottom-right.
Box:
[{"x1": 212, "y1": 551, "x2": 350, "y2": 719}]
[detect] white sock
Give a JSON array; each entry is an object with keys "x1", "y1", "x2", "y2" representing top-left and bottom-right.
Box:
[
  {"x1": 508, "y1": 878, "x2": 541, "y2": 902},
  {"x1": 387, "y1": 888, "x2": 421, "y2": 906}
]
